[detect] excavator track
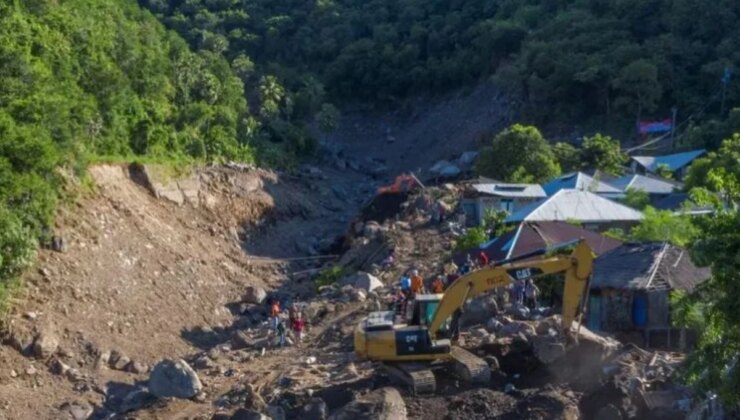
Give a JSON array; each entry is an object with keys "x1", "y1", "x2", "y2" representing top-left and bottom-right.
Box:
[
  {"x1": 449, "y1": 346, "x2": 491, "y2": 384},
  {"x1": 382, "y1": 362, "x2": 436, "y2": 394}
]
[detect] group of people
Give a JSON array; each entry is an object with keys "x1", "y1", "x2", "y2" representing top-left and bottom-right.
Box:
[
  {"x1": 390, "y1": 249, "x2": 541, "y2": 318},
  {"x1": 269, "y1": 299, "x2": 306, "y2": 348},
  {"x1": 511, "y1": 278, "x2": 540, "y2": 308}
]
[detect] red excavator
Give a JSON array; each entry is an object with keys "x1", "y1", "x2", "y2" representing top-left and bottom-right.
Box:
[{"x1": 377, "y1": 174, "x2": 424, "y2": 195}]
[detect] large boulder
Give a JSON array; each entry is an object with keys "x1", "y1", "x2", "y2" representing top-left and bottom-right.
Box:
[
  {"x1": 505, "y1": 304, "x2": 531, "y2": 321},
  {"x1": 148, "y1": 359, "x2": 202, "y2": 399},
  {"x1": 32, "y1": 330, "x2": 59, "y2": 359},
  {"x1": 499, "y1": 321, "x2": 537, "y2": 338},
  {"x1": 329, "y1": 387, "x2": 407, "y2": 420},
  {"x1": 342, "y1": 272, "x2": 383, "y2": 293},
  {"x1": 303, "y1": 398, "x2": 328, "y2": 420},
  {"x1": 243, "y1": 286, "x2": 267, "y2": 304},
  {"x1": 460, "y1": 293, "x2": 499, "y2": 327}
]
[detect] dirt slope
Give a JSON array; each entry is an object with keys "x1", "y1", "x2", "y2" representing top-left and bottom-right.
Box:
[
  {"x1": 326, "y1": 82, "x2": 514, "y2": 178},
  {"x1": 0, "y1": 164, "x2": 369, "y2": 420}
]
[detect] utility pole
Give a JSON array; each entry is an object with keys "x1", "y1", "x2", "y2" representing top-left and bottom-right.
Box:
[{"x1": 669, "y1": 107, "x2": 677, "y2": 151}]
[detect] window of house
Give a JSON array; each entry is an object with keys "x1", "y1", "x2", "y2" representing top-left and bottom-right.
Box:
[{"x1": 500, "y1": 199, "x2": 514, "y2": 212}]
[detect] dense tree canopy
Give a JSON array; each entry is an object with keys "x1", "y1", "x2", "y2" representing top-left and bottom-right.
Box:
[
  {"x1": 475, "y1": 124, "x2": 561, "y2": 183},
  {"x1": 139, "y1": 0, "x2": 740, "y2": 145},
  {"x1": 0, "y1": 0, "x2": 255, "y2": 305}
]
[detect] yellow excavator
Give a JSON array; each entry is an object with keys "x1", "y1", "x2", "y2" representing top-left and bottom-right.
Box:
[{"x1": 354, "y1": 239, "x2": 594, "y2": 393}]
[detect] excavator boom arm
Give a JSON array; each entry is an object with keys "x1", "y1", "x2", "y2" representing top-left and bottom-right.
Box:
[{"x1": 428, "y1": 241, "x2": 593, "y2": 336}]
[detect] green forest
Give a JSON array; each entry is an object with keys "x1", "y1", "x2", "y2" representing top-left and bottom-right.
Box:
[
  {"x1": 0, "y1": 0, "x2": 255, "y2": 308},
  {"x1": 141, "y1": 0, "x2": 740, "y2": 143}
]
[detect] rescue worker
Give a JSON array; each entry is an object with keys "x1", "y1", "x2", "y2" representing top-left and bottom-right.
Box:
[
  {"x1": 276, "y1": 315, "x2": 287, "y2": 347},
  {"x1": 400, "y1": 274, "x2": 411, "y2": 296},
  {"x1": 431, "y1": 275, "x2": 445, "y2": 293},
  {"x1": 270, "y1": 299, "x2": 281, "y2": 332},
  {"x1": 478, "y1": 251, "x2": 489, "y2": 267},
  {"x1": 292, "y1": 313, "x2": 305, "y2": 344},
  {"x1": 525, "y1": 279, "x2": 540, "y2": 309},
  {"x1": 410, "y1": 269, "x2": 424, "y2": 296}
]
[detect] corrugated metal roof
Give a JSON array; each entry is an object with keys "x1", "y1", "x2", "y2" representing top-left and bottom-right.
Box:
[
  {"x1": 471, "y1": 183, "x2": 546, "y2": 198},
  {"x1": 543, "y1": 172, "x2": 622, "y2": 196},
  {"x1": 631, "y1": 149, "x2": 706, "y2": 172},
  {"x1": 591, "y1": 242, "x2": 710, "y2": 290},
  {"x1": 505, "y1": 189, "x2": 644, "y2": 223},
  {"x1": 451, "y1": 221, "x2": 622, "y2": 265},
  {"x1": 610, "y1": 174, "x2": 678, "y2": 195}
]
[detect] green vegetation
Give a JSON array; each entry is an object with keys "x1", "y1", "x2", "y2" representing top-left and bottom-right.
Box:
[
  {"x1": 455, "y1": 227, "x2": 488, "y2": 253},
  {"x1": 141, "y1": 0, "x2": 740, "y2": 147},
  {"x1": 669, "y1": 135, "x2": 740, "y2": 405},
  {"x1": 580, "y1": 134, "x2": 626, "y2": 175},
  {"x1": 0, "y1": 0, "x2": 258, "y2": 309},
  {"x1": 475, "y1": 124, "x2": 561, "y2": 183},
  {"x1": 629, "y1": 207, "x2": 698, "y2": 247},
  {"x1": 315, "y1": 266, "x2": 350, "y2": 290},
  {"x1": 621, "y1": 187, "x2": 650, "y2": 210}
]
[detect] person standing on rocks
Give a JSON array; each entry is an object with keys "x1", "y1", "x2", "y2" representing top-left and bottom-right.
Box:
[
  {"x1": 525, "y1": 279, "x2": 540, "y2": 309},
  {"x1": 431, "y1": 275, "x2": 445, "y2": 293},
  {"x1": 270, "y1": 299, "x2": 281, "y2": 332},
  {"x1": 276, "y1": 316, "x2": 287, "y2": 348},
  {"x1": 410, "y1": 269, "x2": 424, "y2": 296},
  {"x1": 399, "y1": 273, "x2": 411, "y2": 296},
  {"x1": 292, "y1": 314, "x2": 305, "y2": 344}
]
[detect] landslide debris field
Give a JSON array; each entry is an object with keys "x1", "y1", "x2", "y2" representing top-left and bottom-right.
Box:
[{"x1": 0, "y1": 158, "x2": 688, "y2": 420}]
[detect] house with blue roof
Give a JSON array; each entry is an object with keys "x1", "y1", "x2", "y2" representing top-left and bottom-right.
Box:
[
  {"x1": 542, "y1": 171, "x2": 623, "y2": 199},
  {"x1": 504, "y1": 189, "x2": 644, "y2": 232},
  {"x1": 608, "y1": 173, "x2": 680, "y2": 205},
  {"x1": 629, "y1": 149, "x2": 706, "y2": 180},
  {"x1": 461, "y1": 182, "x2": 546, "y2": 226}
]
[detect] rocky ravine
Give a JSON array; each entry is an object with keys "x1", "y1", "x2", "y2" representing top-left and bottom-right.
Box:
[{"x1": 0, "y1": 162, "x2": 373, "y2": 420}]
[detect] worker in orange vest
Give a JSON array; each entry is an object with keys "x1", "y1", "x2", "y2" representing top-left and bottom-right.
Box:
[
  {"x1": 410, "y1": 269, "x2": 424, "y2": 295},
  {"x1": 431, "y1": 275, "x2": 445, "y2": 293}
]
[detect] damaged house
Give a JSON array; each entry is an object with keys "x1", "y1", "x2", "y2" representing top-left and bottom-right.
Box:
[
  {"x1": 461, "y1": 182, "x2": 546, "y2": 226},
  {"x1": 588, "y1": 242, "x2": 711, "y2": 348}
]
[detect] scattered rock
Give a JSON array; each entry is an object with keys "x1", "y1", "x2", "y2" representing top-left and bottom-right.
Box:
[
  {"x1": 59, "y1": 402, "x2": 93, "y2": 420},
  {"x1": 532, "y1": 336, "x2": 567, "y2": 364},
  {"x1": 329, "y1": 387, "x2": 406, "y2": 420},
  {"x1": 505, "y1": 304, "x2": 531, "y2": 321},
  {"x1": 243, "y1": 286, "x2": 268, "y2": 304},
  {"x1": 32, "y1": 331, "x2": 59, "y2": 359},
  {"x1": 484, "y1": 355, "x2": 500, "y2": 370},
  {"x1": 194, "y1": 355, "x2": 216, "y2": 370},
  {"x1": 51, "y1": 236, "x2": 66, "y2": 253},
  {"x1": 231, "y1": 409, "x2": 270, "y2": 420},
  {"x1": 303, "y1": 398, "x2": 328, "y2": 420},
  {"x1": 148, "y1": 359, "x2": 202, "y2": 399},
  {"x1": 24, "y1": 312, "x2": 38, "y2": 321},
  {"x1": 126, "y1": 360, "x2": 149, "y2": 374},
  {"x1": 266, "y1": 405, "x2": 286, "y2": 420},
  {"x1": 499, "y1": 321, "x2": 536, "y2": 338},
  {"x1": 7, "y1": 329, "x2": 36, "y2": 356},
  {"x1": 25, "y1": 366, "x2": 38, "y2": 376},
  {"x1": 486, "y1": 318, "x2": 503, "y2": 333},
  {"x1": 596, "y1": 404, "x2": 623, "y2": 420},
  {"x1": 119, "y1": 388, "x2": 157, "y2": 413},
  {"x1": 113, "y1": 354, "x2": 131, "y2": 371},
  {"x1": 9, "y1": 369, "x2": 18, "y2": 378},
  {"x1": 460, "y1": 293, "x2": 499, "y2": 327},
  {"x1": 51, "y1": 359, "x2": 71, "y2": 376},
  {"x1": 341, "y1": 272, "x2": 383, "y2": 293}
]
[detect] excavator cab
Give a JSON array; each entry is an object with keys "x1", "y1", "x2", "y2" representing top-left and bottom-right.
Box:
[{"x1": 408, "y1": 294, "x2": 450, "y2": 334}]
